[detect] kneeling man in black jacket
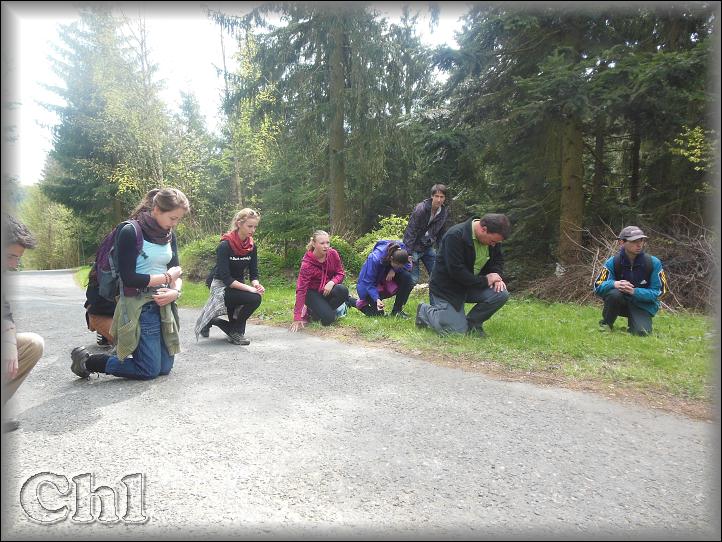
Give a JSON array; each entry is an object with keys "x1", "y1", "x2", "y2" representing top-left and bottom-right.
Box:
[{"x1": 416, "y1": 213, "x2": 510, "y2": 337}]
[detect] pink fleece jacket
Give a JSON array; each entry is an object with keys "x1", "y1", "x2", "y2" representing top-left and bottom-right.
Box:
[{"x1": 293, "y1": 248, "x2": 346, "y2": 321}]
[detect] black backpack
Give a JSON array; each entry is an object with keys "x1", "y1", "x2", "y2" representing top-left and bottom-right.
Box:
[{"x1": 613, "y1": 252, "x2": 652, "y2": 286}]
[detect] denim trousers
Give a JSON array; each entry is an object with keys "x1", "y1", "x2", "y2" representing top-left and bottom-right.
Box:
[
  {"x1": 411, "y1": 247, "x2": 437, "y2": 285},
  {"x1": 105, "y1": 302, "x2": 174, "y2": 380}
]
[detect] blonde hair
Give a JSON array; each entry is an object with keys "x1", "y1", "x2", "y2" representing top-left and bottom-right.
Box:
[
  {"x1": 131, "y1": 188, "x2": 191, "y2": 218},
  {"x1": 229, "y1": 208, "x2": 261, "y2": 232},
  {"x1": 306, "y1": 230, "x2": 330, "y2": 252}
]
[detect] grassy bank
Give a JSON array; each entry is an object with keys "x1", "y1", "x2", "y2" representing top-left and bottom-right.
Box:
[{"x1": 73, "y1": 267, "x2": 715, "y2": 407}]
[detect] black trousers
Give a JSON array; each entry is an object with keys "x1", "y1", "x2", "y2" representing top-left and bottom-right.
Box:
[
  {"x1": 212, "y1": 288, "x2": 262, "y2": 335},
  {"x1": 305, "y1": 284, "x2": 349, "y2": 326},
  {"x1": 602, "y1": 289, "x2": 653, "y2": 336}
]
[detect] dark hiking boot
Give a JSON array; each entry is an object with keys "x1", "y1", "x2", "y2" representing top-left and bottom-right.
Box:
[
  {"x1": 415, "y1": 304, "x2": 427, "y2": 328},
  {"x1": 346, "y1": 296, "x2": 359, "y2": 309},
  {"x1": 70, "y1": 346, "x2": 91, "y2": 378},
  {"x1": 392, "y1": 310, "x2": 409, "y2": 319},
  {"x1": 598, "y1": 319, "x2": 613, "y2": 332},
  {"x1": 227, "y1": 332, "x2": 251, "y2": 346},
  {"x1": 200, "y1": 322, "x2": 212, "y2": 338}
]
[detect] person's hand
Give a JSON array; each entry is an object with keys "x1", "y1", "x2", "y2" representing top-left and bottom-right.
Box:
[
  {"x1": 289, "y1": 321, "x2": 306, "y2": 332},
  {"x1": 253, "y1": 282, "x2": 266, "y2": 295},
  {"x1": 167, "y1": 266, "x2": 183, "y2": 282},
  {"x1": 486, "y1": 273, "x2": 503, "y2": 287},
  {"x1": 385, "y1": 269, "x2": 396, "y2": 282},
  {"x1": 615, "y1": 280, "x2": 634, "y2": 294},
  {"x1": 3, "y1": 353, "x2": 18, "y2": 380},
  {"x1": 376, "y1": 299, "x2": 385, "y2": 312},
  {"x1": 323, "y1": 281, "x2": 335, "y2": 296},
  {"x1": 152, "y1": 287, "x2": 179, "y2": 307},
  {"x1": 491, "y1": 279, "x2": 507, "y2": 293}
]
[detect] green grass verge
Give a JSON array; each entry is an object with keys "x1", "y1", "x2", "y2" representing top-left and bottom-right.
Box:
[{"x1": 73, "y1": 268, "x2": 714, "y2": 402}]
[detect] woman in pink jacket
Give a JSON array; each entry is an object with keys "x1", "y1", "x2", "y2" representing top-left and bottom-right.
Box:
[{"x1": 289, "y1": 230, "x2": 356, "y2": 332}]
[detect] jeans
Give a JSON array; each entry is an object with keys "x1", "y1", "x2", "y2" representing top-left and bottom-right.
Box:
[
  {"x1": 410, "y1": 247, "x2": 437, "y2": 285},
  {"x1": 105, "y1": 303, "x2": 174, "y2": 380}
]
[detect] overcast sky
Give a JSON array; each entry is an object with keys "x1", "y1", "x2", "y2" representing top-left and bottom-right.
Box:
[{"x1": 3, "y1": 2, "x2": 466, "y2": 187}]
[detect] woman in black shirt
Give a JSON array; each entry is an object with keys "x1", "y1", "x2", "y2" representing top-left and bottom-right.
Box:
[{"x1": 195, "y1": 208, "x2": 265, "y2": 345}]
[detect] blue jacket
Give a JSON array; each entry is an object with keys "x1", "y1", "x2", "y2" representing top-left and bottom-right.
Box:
[
  {"x1": 593, "y1": 249, "x2": 668, "y2": 316},
  {"x1": 357, "y1": 240, "x2": 412, "y2": 303}
]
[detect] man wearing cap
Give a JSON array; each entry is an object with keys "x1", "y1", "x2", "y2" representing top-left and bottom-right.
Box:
[{"x1": 594, "y1": 226, "x2": 668, "y2": 336}]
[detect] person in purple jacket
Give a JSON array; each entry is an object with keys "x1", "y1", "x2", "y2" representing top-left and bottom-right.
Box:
[
  {"x1": 289, "y1": 230, "x2": 356, "y2": 332},
  {"x1": 355, "y1": 240, "x2": 414, "y2": 319}
]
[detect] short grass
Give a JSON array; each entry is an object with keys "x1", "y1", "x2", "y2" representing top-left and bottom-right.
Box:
[{"x1": 73, "y1": 267, "x2": 715, "y2": 402}]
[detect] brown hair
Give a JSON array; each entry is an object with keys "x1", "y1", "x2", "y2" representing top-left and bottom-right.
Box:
[
  {"x1": 130, "y1": 188, "x2": 190, "y2": 218},
  {"x1": 479, "y1": 213, "x2": 511, "y2": 239},
  {"x1": 306, "y1": 230, "x2": 330, "y2": 252},
  {"x1": 383, "y1": 242, "x2": 409, "y2": 266},
  {"x1": 430, "y1": 184, "x2": 448, "y2": 197},
  {"x1": 3, "y1": 214, "x2": 37, "y2": 249}
]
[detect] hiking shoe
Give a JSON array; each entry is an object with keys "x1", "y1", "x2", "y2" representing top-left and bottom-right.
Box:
[
  {"x1": 227, "y1": 332, "x2": 251, "y2": 346},
  {"x1": 70, "y1": 346, "x2": 91, "y2": 378},
  {"x1": 200, "y1": 322, "x2": 212, "y2": 338},
  {"x1": 598, "y1": 319, "x2": 613, "y2": 332},
  {"x1": 96, "y1": 332, "x2": 109, "y2": 346},
  {"x1": 415, "y1": 304, "x2": 427, "y2": 328},
  {"x1": 392, "y1": 310, "x2": 409, "y2": 319},
  {"x1": 346, "y1": 296, "x2": 359, "y2": 309}
]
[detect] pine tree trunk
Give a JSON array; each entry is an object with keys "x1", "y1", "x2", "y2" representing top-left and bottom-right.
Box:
[
  {"x1": 590, "y1": 116, "x2": 605, "y2": 210},
  {"x1": 328, "y1": 17, "x2": 347, "y2": 233},
  {"x1": 630, "y1": 119, "x2": 641, "y2": 205},
  {"x1": 558, "y1": 116, "x2": 585, "y2": 265}
]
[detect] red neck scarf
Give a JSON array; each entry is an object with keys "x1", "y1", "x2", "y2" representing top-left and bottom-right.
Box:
[{"x1": 221, "y1": 230, "x2": 254, "y2": 256}]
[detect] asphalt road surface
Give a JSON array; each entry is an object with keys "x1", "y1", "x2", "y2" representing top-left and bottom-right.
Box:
[{"x1": 1, "y1": 270, "x2": 719, "y2": 539}]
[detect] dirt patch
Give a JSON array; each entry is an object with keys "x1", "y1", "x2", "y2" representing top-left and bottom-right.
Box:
[{"x1": 253, "y1": 318, "x2": 714, "y2": 422}]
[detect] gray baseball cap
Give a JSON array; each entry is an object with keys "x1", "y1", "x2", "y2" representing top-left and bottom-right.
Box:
[{"x1": 618, "y1": 226, "x2": 648, "y2": 241}]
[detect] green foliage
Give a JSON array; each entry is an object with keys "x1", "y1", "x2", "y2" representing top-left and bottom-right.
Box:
[
  {"x1": 330, "y1": 236, "x2": 364, "y2": 276},
  {"x1": 17, "y1": 186, "x2": 87, "y2": 270},
  {"x1": 353, "y1": 214, "x2": 409, "y2": 258},
  {"x1": 178, "y1": 235, "x2": 218, "y2": 282}
]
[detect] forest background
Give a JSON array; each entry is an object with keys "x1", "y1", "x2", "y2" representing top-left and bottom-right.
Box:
[{"x1": 3, "y1": 2, "x2": 720, "y2": 313}]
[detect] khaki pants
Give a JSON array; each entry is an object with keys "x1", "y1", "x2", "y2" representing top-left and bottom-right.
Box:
[{"x1": 3, "y1": 332, "x2": 44, "y2": 403}]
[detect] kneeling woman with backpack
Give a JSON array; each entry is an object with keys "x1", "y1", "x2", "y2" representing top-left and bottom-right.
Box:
[
  {"x1": 70, "y1": 188, "x2": 190, "y2": 380},
  {"x1": 194, "y1": 208, "x2": 265, "y2": 345}
]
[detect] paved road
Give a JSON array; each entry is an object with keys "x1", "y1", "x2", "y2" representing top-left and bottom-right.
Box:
[{"x1": 1, "y1": 270, "x2": 719, "y2": 539}]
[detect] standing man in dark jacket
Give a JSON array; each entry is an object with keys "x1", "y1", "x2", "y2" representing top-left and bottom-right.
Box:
[
  {"x1": 402, "y1": 184, "x2": 450, "y2": 285},
  {"x1": 416, "y1": 213, "x2": 511, "y2": 336}
]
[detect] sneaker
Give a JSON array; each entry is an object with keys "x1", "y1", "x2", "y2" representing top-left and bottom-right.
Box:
[
  {"x1": 2, "y1": 418, "x2": 20, "y2": 433},
  {"x1": 598, "y1": 319, "x2": 613, "y2": 332},
  {"x1": 415, "y1": 304, "x2": 427, "y2": 328},
  {"x1": 70, "y1": 346, "x2": 91, "y2": 378},
  {"x1": 200, "y1": 322, "x2": 211, "y2": 338},
  {"x1": 392, "y1": 310, "x2": 409, "y2": 319},
  {"x1": 96, "y1": 332, "x2": 109, "y2": 346},
  {"x1": 227, "y1": 332, "x2": 251, "y2": 346}
]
